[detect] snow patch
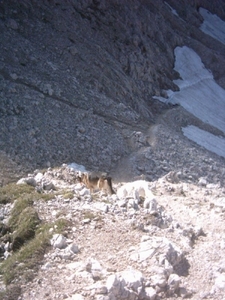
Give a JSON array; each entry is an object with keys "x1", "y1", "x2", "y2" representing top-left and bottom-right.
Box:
[
  {"x1": 199, "y1": 8, "x2": 225, "y2": 45},
  {"x1": 182, "y1": 126, "x2": 225, "y2": 159},
  {"x1": 154, "y1": 45, "x2": 225, "y2": 158},
  {"x1": 155, "y1": 46, "x2": 225, "y2": 134},
  {"x1": 165, "y1": 2, "x2": 179, "y2": 17}
]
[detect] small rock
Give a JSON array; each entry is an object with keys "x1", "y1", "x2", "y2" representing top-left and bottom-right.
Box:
[
  {"x1": 167, "y1": 273, "x2": 180, "y2": 292},
  {"x1": 17, "y1": 177, "x2": 37, "y2": 187},
  {"x1": 180, "y1": 287, "x2": 190, "y2": 298},
  {"x1": 79, "y1": 188, "x2": 90, "y2": 196},
  {"x1": 10, "y1": 73, "x2": 18, "y2": 80},
  {"x1": 83, "y1": 218, "x2": 91, "y2": 224},
  {"x1": 107, "y1": 268, "x2": 143, "y2": 299},
  {"x1": 41, "y1": 262, "x2": 52, "y2": 270},
  {"x1": 51, "y1": 234, "x2": 67, "y2": 249},
  {"x1": 95, "y1": 285, "x2": 108, "y2": 294},
  {"x1": 150, "y1": 274, "x2": 167, "y2": 288},
  {"x1": 86, "y1": 258, "x2": 105, "y2": 280},
  {"x1": 117, "y1": 199, "x2": 127, "y2": 207},
  {"x1": 4, "y1": 250, "x2": 11, "y2": 259},
  {"x1": 198, "y1": 177, "x2": 207, "y2": 186},
  {"x1": 67, "y1": 294, "x2": 84, "y2": 300},
  {"x1": 34, "y1": 172, "x2": 44, "y2": 183},
  {"x1": 4, "y1": 241, "x2": 10, "y2": 252},
  {"x1": 145, "y1": 287, "x2": 157, "y2": 300},
  {"x1": 67, "y1": 243, "x2": 79, "y2": 254},
  {"x1": 42, "y1": 180, "x2": 55, "y2": 190},
  {"x1": 214, "y1": 274, "x2": 225, "y2": 290}
]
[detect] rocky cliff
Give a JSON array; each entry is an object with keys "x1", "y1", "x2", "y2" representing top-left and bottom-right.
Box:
[{"x1": 1, "y1": 0, "x2": 225, "y2": 184}]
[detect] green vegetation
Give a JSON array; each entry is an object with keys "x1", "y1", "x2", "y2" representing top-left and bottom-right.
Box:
[
  {"x1": 8, "y1": 196, "x2": 34, "y2": 230},
  {"x1": 38, "y1": 192, "x2": 56, "y2": 201},
  {"x1": 1, "y1": 218, "x2": 69, "y2": 285},
  {"x1": 0, "y1": 183, "x2": 56, "y2": 205},
  {"x1": 11, "y1": 206, "x2": 40, "y2": 251},
  {"x1": 0, "y1": 183, "x2": 35, "y2": 204},
  {"x1": 0, "y1": 181, "x2": 70, "y2": 299},
  {"x1": 63, "y1": 191, "x2": 74, "y2": 199}
]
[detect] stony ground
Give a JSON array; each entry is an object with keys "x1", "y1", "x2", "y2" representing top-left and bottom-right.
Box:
[
  {"x1": 1, "y1": 163, "x2": 224, "y2": 300},
  {"x1": 1, "y1": 1, "x2": 225, "y2": 299},
  {"x1": 1, "y1": 102, "x2": 225, "y2": 299}
]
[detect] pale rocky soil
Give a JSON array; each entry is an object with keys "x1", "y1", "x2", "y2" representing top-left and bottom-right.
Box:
[
  {"x1": 14, "y1": 165, "x2": 225, "y2": 300},
  {"x1": 1, "y1": 103, "x2": 225, "y2": 300}
]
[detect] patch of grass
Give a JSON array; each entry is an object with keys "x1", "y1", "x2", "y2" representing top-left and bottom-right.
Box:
[
  {"x1": 0, "y1": 222, "x2": 10, "y2": 237},
  {"x1": 0, "y1": 182, "x2": 56, "y2": 205},
  {"x1": 0, "y1": 218, "x2": 69, "y2": 285},
  {"x1": 8, "y1": 196, "x2": 34, "y2": 230},
  {"x1": 63, "y1": 192, "x2": 74, "y2": 199},
  {"x1": 54, "y1": 218, "x2": 70, "y2": 234},
  {"x1": 11, "y1": 207, "x2": 40, "y2": 251},
  {"x1": 39, "y1": 192, "x2": 56, "y2": 201},
  {"x1": 0, "y1": 179, "x2": 71, "y2": 299},
  {"x1": 0, "y1": 183, "x2": 35, "y2": 204}
]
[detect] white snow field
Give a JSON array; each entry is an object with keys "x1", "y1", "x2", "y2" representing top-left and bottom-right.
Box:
[
  {"x1": 199, "y1": 7, "x2": 225, "y2": 45},
  {"x1": 183, "y1": 126, "x2": 225, "y2": 159},
  {"x1": 157, "y1": 46, "x2": 225, "y2": 133},
  {"x1": 154, "y1": 7, "x2": 225, "y2": 158}
]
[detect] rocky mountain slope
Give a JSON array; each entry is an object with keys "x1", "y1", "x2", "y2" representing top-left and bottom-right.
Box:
[
  {"x1": 1, "y1": 0, "x2": 225, "y2": 299},
  {"x1": 0, "y1": 0, "x2": 225, "y2": 183}
]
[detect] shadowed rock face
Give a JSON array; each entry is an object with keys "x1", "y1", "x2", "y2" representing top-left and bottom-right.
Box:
[{"x1": 0, "y1": 0, "x2": 225, "y2": 181}]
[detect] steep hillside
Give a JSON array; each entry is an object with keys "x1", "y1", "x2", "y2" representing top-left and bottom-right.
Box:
[
  {"x1": 1, "y1": 1, "x2": 225, "y2": 299},
  {"x1": 0, "y1": 0, "x2": 225, "y2": 182}
]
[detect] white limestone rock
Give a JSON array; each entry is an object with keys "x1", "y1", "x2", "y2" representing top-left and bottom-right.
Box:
[
  {"x1": 107, "y1": 268, "x2": 143, "y2": 300},
  {"x1": 136, "y1": 237, "x2": 184, "y2": 271},
  {"x1": 120, "y1": 269, "x2": 144, "y2": 292},
  {"x1": 95, "y1": 296, "x2": 110, "y2": 300},
  {"x1": 213, "y1": 274, "x2": 225, "y2": 291},
  {"x1": 167, "y1": 273, "x2": 181, "y2": 292},
  {"x1": 67, "y1": 243, "x2": 79, "y2": 254},
  {"x1": 17, "y1": 176, "x2": 37, "y2": 187},
  {"x1": 79, "y1": 187, "x2": 91, "y2": 196},
  {"x1": 50, "y1": 234, "x2": 67, "y2": 249},
  {"x1": 86, "y1": 258, "x2": 106, "y2": 280},
  {"x1": 198, "y1": 177, "x2": 208, "y2": 186},
  {"x1": 145, "y1": 287, "x2": 157, "y2": 300},
  {"x1": 42, "y1": 179, "x2": 55, "y2": 191},
  {"x1": 92, "y1": 202, "x2": 109, "y2": 213},
  {"x1": 34, "y1": 172, "x2": 44, "y2": 184},
  {"x1": 150, "y1": 274, "x2": 167, "y2": 288},
  {"x1": 4, "y1": 250, "x2": 11, "y2": 259}
]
